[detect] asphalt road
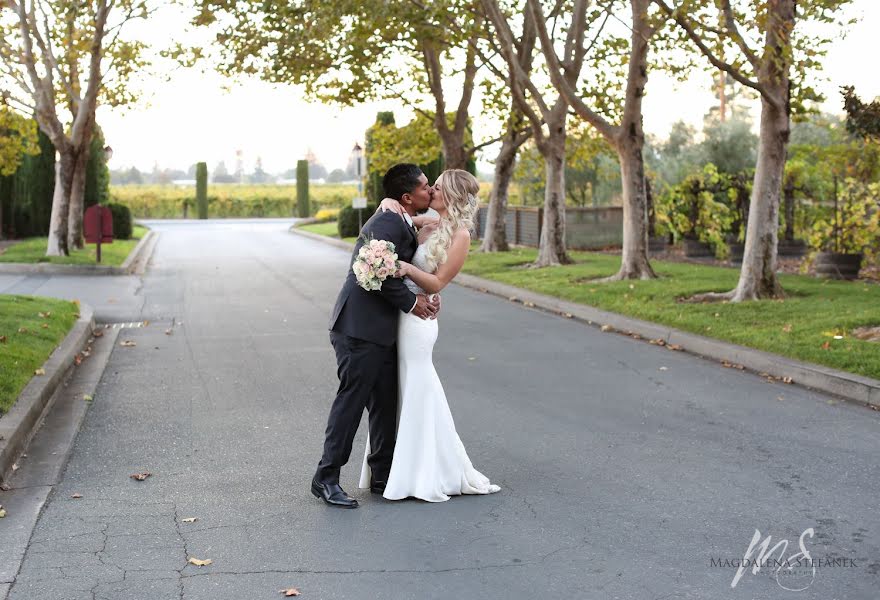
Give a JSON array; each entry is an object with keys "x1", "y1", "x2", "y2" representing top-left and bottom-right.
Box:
[{"x1": 5, "y1": 219, "x2": 879, "y2": 599}]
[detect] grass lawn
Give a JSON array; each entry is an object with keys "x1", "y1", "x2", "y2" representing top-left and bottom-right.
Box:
[
  {"x1": 0, "y1": 225, "x2": 148, "y2": 266},
  {"x1": 291, "y1": 221, "x2": 880, "y2": 379},
  {"x1": 463, "y1": 247, "x2": 880, "y2": 380},
  {"x1": 298, "y1": 221, "x2": 357, "y2": 244},
  {"x1": 0, "y1": 295, "x2": 80, "y2": 414}
]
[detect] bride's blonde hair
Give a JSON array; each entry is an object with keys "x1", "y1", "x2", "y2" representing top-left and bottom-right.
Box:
[{"x1": 423, "y1": 169, "x2": 480, "y2": 272}]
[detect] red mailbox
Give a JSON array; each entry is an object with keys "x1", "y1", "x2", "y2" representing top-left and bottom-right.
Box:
[{"x1": 83, "y1": 205, "x2": 113, "y2": 263}]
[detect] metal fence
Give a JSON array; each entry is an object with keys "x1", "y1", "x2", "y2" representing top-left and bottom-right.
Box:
[{"x1": 474, "y1": 205, "x2": 623, "y2": 249}]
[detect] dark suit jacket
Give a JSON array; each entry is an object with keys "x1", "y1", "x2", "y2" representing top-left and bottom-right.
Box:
[{"x1": 329, "y1": 210, "x2": 419, "y2": 346}]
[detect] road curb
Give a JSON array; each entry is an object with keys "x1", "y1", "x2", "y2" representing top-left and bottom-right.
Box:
[
  {"x1": 0, "y1": 229, "x2": 156, "y2": 276},
  {"x1": 290, "y1": 225, "x2": 356, "y2": 252},
  {"x1": 122, "y1": 229, "x2": 159, "y2": 275},
  {"x1": 0, "y1": 304, "x2": 95, "y2": 483},
  {"x1": 292, "y1": 228, "x2": 880, "y2": 409}
]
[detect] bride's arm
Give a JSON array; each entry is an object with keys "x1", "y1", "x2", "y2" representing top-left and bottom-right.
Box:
[
  {"x1": 398, "y1": 229, "x2": 470, "y2": 294},
  {"x1": 376, "y1": 199, "x2": 439, "y2": 229}
]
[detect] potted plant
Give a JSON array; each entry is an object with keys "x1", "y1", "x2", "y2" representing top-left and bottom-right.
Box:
[{"x1": 809, "y1": 178, "x2": 879, "y2": 279}]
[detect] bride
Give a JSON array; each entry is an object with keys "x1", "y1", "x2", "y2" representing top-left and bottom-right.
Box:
[{"x1": 358, "y1": 169, "x2": 501, "y2": 502}]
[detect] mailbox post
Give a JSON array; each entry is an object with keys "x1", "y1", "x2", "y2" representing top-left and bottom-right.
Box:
[{"x1": 83, "y1": 205, "x2": 114, "y2": 263}]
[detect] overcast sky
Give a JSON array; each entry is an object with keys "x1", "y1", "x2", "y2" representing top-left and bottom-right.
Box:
[{"x1": 97, "y1": 1, "x2": 880, "y2": 176}]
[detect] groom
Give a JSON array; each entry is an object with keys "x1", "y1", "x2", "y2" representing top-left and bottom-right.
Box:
[{"x1": 312, "y1": 163, "x2": 440, "y2": 508}]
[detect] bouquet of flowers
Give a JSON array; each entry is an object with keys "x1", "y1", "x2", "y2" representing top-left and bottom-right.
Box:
[{"x1": 353, "y1": 237, "x2": 400, "y2": 291}]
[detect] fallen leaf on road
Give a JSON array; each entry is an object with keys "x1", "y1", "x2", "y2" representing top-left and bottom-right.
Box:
[
  {"x1": 74, "y1": 355, "x2": 83, "y2": 366},
  {"x1": 777, "y1": 396, "x2": 784, "y2": 401},
  {"x1": 563, "y1": 313, "x2": 573, "y2": 318},
  {"x1": 649, "y1": 338, "x2": 666, "y2": 346},
  {"x1": 130, "y1": 472, "x2": 152, "y2": 481},
  {"x1": 143, "y1": 320, "x2": 150, "y2": 326},
  {"x1": 666, "y1": 344, "x2": 682, "y2": 351},
  {"x1": 93, "y1": 330, "x2": 104, "y2": 338},
  {"x1": 782, "y1": 376, "x2": 793, "y2": 384},
  {"x1": 0, "y1": 506, "x2": 6, "y2": 518},
  {"x1": 71, "y1": 493, "x2": 82, "y2": 499},
  {"x1": 523, "y1": 301, "x2": 535, "y2": 307},
  {"x1": 11, "y1": 463, "x2": 19, "y2": 472},
  {"x1": 120, "y1": 340, "x2": 137, "y2": 347},
  {"x1": 279, "y1": 589, "x2": 301, "y2": 597},
  {"x1": 600, "y1": 325, "x2": 613, "y2": 332},
  {"x1": 0, "y1": 483, "x2": 10, "y2": 491},
  {"x1": 83, "y1": 394, "x2": 93, "y2": 402},
  {"x1": 34, "y1": 368, "x2": 45, "y2": 376},
  {"x1": 181, "y1": 517, "x2": 198, "y2": 523},
  {"x1": 658, "y1": 366, "x2": 668, "y2": 371},
  {"x1": 188, "y1": 557, "x2": 212, "y2": 567}
]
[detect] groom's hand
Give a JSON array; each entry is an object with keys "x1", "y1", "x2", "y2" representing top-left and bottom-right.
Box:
[{"x1": 411, "y1": 294, "x2": 439, "y2": 320}]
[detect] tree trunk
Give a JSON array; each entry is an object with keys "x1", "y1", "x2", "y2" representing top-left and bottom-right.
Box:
[
  {"x1": 481, "y1": 123, "x2": 527, "y2": 252},
  {"x1": 606, "y1": 140, "x2": 656, "y2": 279},
  {"x1": 66, "y1": 147, "x2": 90, "y2": 249},
  {"x1": 534, "y1": 121, "x2": 571, "y2": 266},
  {"x1": 439, "y1": 130, "x2": 470, "y2": 171},
  {"x1": 46, "y1": 152, "x2": 74, "y2": 256},
  {"x1": 731, "y1": 95, "x2": 787, "y2": 300}
]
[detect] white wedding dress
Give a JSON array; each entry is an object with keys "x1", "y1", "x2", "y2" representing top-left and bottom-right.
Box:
[{"x1": 359, "y1": 243, "x2": 501, "y2": 502}]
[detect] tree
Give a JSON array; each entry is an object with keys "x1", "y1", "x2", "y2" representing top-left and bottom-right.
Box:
[
  {"x1": 0, "y1": 105, "x2": 38, "y2": 177},
  {"x1": 326, "y1": 168, "x2": 347, "y2": 183},
  {"x1": 655, "y1": 0, "x2": 855, "y2": 301},
  {"x1": 250, "y1": 156, "x2": 273, "y2": 184},
  {"x1": 194, "y1": 0, "x2": 487, "y2": 170},
  {"x1": 842, "y1": 86, "x2": 880, "y2": 141},
  {"x1": 212, "y1": 161, "x2": 236, "y2": 183},
  {"x1": 482, "y1": 0, "x2": 583, "y2": 266},
  {"x1": 700, "y1": 117, "x2": 758, "y2": 175},
  {"x1": 528, "y1": 0, "x2": 661, "y2": 279},
  {"x1": 0, "y1": 105, "x2": 39, "y2": 238},
  {"x1": 1, "y1": 0, "x2": 151, "y2": 254}
]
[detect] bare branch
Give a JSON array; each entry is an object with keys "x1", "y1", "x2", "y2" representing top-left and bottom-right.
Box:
[
  {"x1": 453, "y1": 19, "x2": 481, "y2": 138},
  {"x1": 653, "y1": 0, "x2": 777, "y2": 106},
  {"x1": 719, "y1": 0, "x2": 760, "y2": 70},
  {"x1": 527, "y1": 0, "x2": 616, "y2": 140}
]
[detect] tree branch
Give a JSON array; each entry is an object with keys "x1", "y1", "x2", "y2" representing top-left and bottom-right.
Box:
[
  {"x1": 653, "y1": 0, "x2": 777, "y2": 105},
  {"x1": 528, "y1": 0, "x2": 617, "y2": 141},
  {"x1": 719, "y1": 0, "x2": 760, "y2": 70}
]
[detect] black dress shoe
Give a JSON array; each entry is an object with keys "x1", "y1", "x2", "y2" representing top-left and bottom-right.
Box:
[
  {"x1": 311, "y1": 478, "x2": 359, "y2": 508},
  {"x1": 369, "y1": 480, "x2": 387, "y2": 495}
]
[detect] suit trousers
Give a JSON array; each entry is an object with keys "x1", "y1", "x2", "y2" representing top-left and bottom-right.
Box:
[{"x1": 315, "y1": 331, "x2": 399, "y2": 485}]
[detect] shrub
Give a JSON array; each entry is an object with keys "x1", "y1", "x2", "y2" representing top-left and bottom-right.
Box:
[
  {"x1": 315, "y1": 208, "x2": 341, "y2": 222},
  {"x1": 107, "y1": 203, "x2": 133, "y2": 240},
  {"x1": 338, "y1": 203, "x2": 376, "y2": 238}
]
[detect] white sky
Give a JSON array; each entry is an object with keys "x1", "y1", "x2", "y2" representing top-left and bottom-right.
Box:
[{"x1": 97, "y1": 1, "x2": 880, "y2": 175}]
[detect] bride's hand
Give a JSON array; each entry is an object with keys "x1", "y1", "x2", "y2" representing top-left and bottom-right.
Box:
[
  {"x1": 378, "y1": 198, "x2": 405, "y2": 217},
  {"x1": 396, "y1": 261, "x2": 411, "y2": 277}
]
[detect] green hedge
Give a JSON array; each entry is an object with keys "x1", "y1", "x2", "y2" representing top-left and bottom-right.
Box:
[
  {"x1": 108, "y1": 203, "x2": 133, "y2": 240},
  {"x1": 338, "y1": 203, "x2": 376, "y2": 238}
]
